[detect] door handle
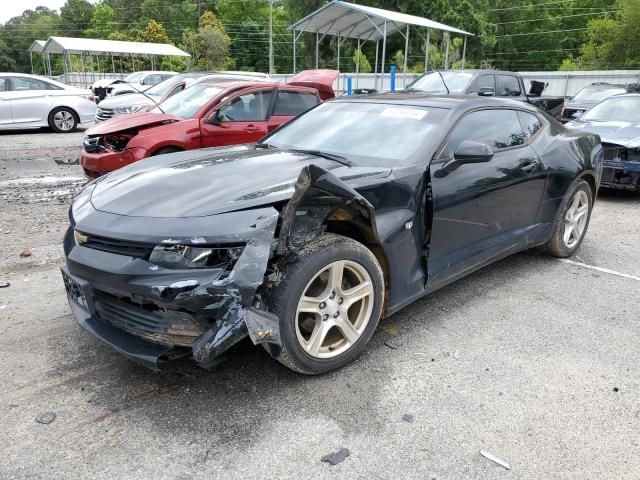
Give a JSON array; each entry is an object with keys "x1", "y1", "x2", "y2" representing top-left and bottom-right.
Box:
[
  {"x1": 244, "y1": 125, "x2": 261, "y2": 132},
  {"x1": 520, "y1": 158, "x2": 541, "y2": 173}
]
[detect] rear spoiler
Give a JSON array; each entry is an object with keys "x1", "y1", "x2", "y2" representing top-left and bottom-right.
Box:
[{"x1": 287, "y1": 69, "x2": 339, "y2": 100}]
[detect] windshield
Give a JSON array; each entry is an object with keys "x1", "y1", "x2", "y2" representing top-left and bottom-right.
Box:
[
  {"x1": 264, "y1": 102, "x2": 448, "y2": 166},
  {"x1": 146, "y1": 74, "x2": 201, "y2": 98},
  {"x1": 407, "y1": 71, "x2": 474, "y2": 93},
  {"x1": 580, "y1": 96, "x2": 640, "y2": 123},
  {"x1": 573, "y1": 86, "x2": 626, "y2": 103},
  {"x1": 156, "y1": 84, "x2": 224, "y2": 118},
  {"x1": 124, "y1": 72, "x2": 145, "y2": 83}
]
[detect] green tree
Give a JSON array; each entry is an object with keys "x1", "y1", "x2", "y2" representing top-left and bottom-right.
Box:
[
  {"x1": 136, "y1": 20, "x2": 173, "y2": 44},
  {"x1": 60, "y1": 0, "x2": 94, "y2": 35},
  {"x1": 84, "y1": 4, "x2": 116, "y2": 39},
  {"x1": 352, "y1": 49, "x2": 372, "y2": 73},
  {"x1": 197, "y1": 11, "x2": 232, "y2": 70}
]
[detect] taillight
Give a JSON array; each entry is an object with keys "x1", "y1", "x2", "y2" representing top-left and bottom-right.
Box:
[
  {"x1": 84, "y1": 95, "x2": 96, "y2": 102},
  {"x1": 103, "y1": 134, "x2": 132, "y2": 152}
]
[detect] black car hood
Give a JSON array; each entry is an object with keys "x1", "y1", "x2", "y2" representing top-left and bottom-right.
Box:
[
  {"x1": 90, "y1": 146, "x2": 392, "y2": 218},
  {"x1": 567, "y1": 120, "x2": 640, "y2": 148}
]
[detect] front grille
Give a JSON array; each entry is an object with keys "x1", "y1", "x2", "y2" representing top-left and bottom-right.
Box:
[
  {"x1": 81, "y1": 234, "x2": 155, "y2": 258},
  {"x1": 601, "y1": 143, "x2": 640, "y2": 163},
  {"x1": 83, "y1": 136, "x2": 103, "y2": 153},
  {"x1": 562, "y1": 108, "x2": 584, "y2": 120},
  {"x1": 94, "y1": 291, "x2": 203, "y2": 347},
  {"x1": 95, "y1": 107, "x2": 114, "y2": 122}
]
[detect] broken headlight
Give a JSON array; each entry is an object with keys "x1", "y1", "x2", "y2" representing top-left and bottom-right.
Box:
[
  {"x1": 149, "y1": 245, "x2": 243, "y2": 270},
  {"x1": 103, "y1": 134, "x2": 133, "y2": 152},
  {"x1": 113, "y1": 104, "x2": 149, "y2": 115}
]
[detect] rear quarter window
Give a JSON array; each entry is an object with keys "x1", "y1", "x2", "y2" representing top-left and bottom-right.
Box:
[
  {"x1": 273, "y1": 90, "x2": 318, "y2": 116},
  {"x1": 497, "y1": 75, "x2": 522, "y2": 97}
]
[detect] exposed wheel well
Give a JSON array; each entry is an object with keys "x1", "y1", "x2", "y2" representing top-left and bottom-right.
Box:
[
  {"x1": 324, "y1": 218, "x2": 391, "y2": 316},
  {"x1": 151, "y1": 146, "x2": 184, "y2": 156}
]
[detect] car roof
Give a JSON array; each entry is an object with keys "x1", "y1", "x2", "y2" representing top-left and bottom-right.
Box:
[
  {"x1": 418, "y1": 69, "x2": 522, "y2": 76},
  {"x1": 194, "y1": 79, "x2": 314, "y2": 92},
  {"x1": 579, "y1": 83, "x2": 627, "y2": 90},
  {"x1": 332, "y1": 92, "x2": 538, "y2": 112}
]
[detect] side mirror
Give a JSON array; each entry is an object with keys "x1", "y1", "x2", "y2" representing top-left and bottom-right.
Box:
[
  {"x1": 478, "y1": 87, "x2": 495, "y2": 97},
  {"x1": 208, "y1": 110, "x2": 222, "y2": 125},
  {"x1": 443, "y1": 141, "x2": 494, "y2": 172}
]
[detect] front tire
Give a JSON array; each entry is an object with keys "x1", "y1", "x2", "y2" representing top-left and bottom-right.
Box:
[
  {"x1": 540, "y1": 179, "x2": 593, "y2": 257},
  {"x1": 269, "y1": 234, "x2": 384, "y2": 374},
  {"x1": 48, "y1": 107, "x2": 78, "y2": 133}
]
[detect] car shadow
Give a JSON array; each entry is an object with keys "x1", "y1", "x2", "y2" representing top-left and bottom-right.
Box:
[{"x1": 0, "y1": 124, "x2": 90, "y2": 136}]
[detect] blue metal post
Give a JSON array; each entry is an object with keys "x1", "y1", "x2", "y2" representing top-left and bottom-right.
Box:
[
  {"x1": 347, "y1": 77, "x2": 352, "y2": 96},
  {"x1": 390, "y1": 65, "x2": 396, "y2": 93}
]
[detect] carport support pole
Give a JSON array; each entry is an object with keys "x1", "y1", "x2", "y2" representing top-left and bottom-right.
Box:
[
  {"x1": 89, "y1": 54, "x2": 95, "y2": 85},
  {"x1": 462, "y1": 36, "x2": 467, "y2": 69},
  {"x1": 315, "y1": 31, "x2": 319, "y2": 69},
  {"x1": 30, "y1": 52, "x2": 33, "y2": 74},
  {"x1": 337, "y1": 34, "x2": 340, "y2": 93},
  {"x1": 380, "y1": 21, "x2": 387, "y2": 88},
  {"x1": 374, "y1": 40, "x2": 379, "y2": 88},
  {"x1": 403, "y1": 25, "x2": 409, "y2": 85},
  {"x1": 47, "y1": 54, "x2": 52, "y2": 77},
  {"x1": 356, "y1": 38, "x2": 360, "y2": 88},
  {"x1": 425, "y1": 29, "x2": 430, "y2": 72},
  {"x1": 444, "y1": 33, "x2": 450, "y2": 70},
  {"x1": 292, "y1": 29, "x2": 296, "y2": 73}
]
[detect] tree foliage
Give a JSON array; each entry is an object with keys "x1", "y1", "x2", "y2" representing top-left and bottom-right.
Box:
[{"x1": 0, "y1": 0, "x2": 632, "y2": 75}]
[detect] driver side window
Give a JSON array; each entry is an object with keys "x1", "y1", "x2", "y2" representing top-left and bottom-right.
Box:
[
  {"x1": 217, "y1": 90, "x2": 273, "y2": 122},
  {"x1": 446, "y1": 109, "x2": 526, "y2": 156}
]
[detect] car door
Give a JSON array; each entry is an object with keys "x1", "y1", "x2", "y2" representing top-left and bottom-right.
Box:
[
  {"x1": 267, "y1": 89, "x2": 319, "y2": 133},
  {"x1": 200, "y1": 89, "x2": 274, "y2": 147},
  {"x1": 427, "y1": 108, "x2": 546, "y2": 287},
  {"x1": 0, "y1": 77, "x2": 12, "y2": 125},
  {"x1": 6, "y1": 76, "x2": 53, "y2": 125}
]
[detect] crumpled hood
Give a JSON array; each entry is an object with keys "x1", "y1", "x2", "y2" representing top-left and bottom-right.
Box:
[
  {"x1": 86, "y1": 112, "x2": 183, "y2": 136},
  {"x1": 567, "y1": 120, "x2": 640, "y2": 147},
  {"x1": 89, "y1": 146, "x2": 392, "y2": 218},
  {"x1": 98, "y1": 93, "x2": 160, "y2": 109}
]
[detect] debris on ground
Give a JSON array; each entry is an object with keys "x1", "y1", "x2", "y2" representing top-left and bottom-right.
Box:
[
  {"x1": 384, "y1": 338, "x2": 403, "y2": 349},
  {"x1": 382, "y1": 325, "x2": 399, "y2": 336},
  {"x1": 480, "y1": 449, "x2": 512, "y2": 470},
  {"x1": 321, "y1": 448, "x2": 350, "y2": 465},
  {"x1": 35, "y1": 411, "x2": 56, "y2": 425},
  {"x1": 0, "y1": 281, "x2": 9, "y2": 288},
  {"x1": 19, "y1": 248, "x2": 32, "y2": 258},
  {"x1": 402, "y1": 414, "x2": 414, "y2": 423},
  {"x1": 613, "y1": 387, "x2": 619, "y2": 392},
  {"x1": 453, "y1": 350, "x2": 460, "y2": 360},
  {"x1": 54, "y1": 158, "x2": 80, "y2": 166}
]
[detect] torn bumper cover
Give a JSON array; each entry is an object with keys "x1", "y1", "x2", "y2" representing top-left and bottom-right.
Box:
[{"x1": 62, "y1": 206, "x2": 280, "y2": 370}]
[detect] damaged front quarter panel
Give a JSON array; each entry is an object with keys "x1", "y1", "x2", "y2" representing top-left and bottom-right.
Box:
[{"x1": 182, "y1": 210, "x2": 279, "y2": 369}]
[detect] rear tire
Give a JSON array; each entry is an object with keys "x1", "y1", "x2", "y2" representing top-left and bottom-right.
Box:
[
  {"x1": 48, "y1": 107, "x2": 78, "y2": 133},
  {"x1": 539, "y1": 179, "x2": 592, "y2": 257},
  {"x1": 269, "y1": 234, "x2": 384, "y2": 375}
]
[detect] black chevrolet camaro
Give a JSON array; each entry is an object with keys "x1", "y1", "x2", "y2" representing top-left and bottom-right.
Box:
[{"x1": 62, "y1": 94, "x2": 603, "y2": 374}]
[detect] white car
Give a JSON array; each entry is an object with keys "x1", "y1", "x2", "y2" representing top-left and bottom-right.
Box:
[
  {"x1": 0, "y1": 73, "x2": 96, "y2": 132},
  {"x1": 91, "y1": 71, "x2": 177, "y2": 99}
]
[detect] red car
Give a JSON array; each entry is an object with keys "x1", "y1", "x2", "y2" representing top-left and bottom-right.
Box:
[{"x1": 80, "y1": 70, "x2": 338, "y2": 178}]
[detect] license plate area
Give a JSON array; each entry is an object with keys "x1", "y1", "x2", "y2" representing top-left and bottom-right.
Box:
[{"x1": 62, "y1": 270, "x2": 89, "y2": 310}]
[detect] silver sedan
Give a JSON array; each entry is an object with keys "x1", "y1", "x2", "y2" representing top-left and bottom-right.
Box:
[{"x1": 0, "y1": 73, "x2": 97, "y2": 132}]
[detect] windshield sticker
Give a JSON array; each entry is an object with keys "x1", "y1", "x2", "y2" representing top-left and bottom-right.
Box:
[{"x1": 380, "y1": 107, "x2": 427, "y2": 120}]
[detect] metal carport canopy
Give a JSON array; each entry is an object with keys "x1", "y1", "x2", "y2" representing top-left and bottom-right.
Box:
[
  {"x1": 290, "y1": 1, "x2": 473, "y2": 40},
  {"x1": 41, "y1": 36, "x2": 190, "y2": 58},
  {"x1": 289, "y1": 0, "x2": 473, "y2": 86}
]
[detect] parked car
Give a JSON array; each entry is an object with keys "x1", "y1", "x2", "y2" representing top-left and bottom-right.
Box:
[
  {"x1": 90, "y1": 71, "x2": 177, "y2": 100},
  {"x1": 561, "y1": 83, "x2": 627, "y2": 122},
  {"x1": 566, "y1": 93, "x2": 640, "y2": 191},
  {"x1": 404, "y1": 70, "x2": 566, "y2": 120},
  {"x1": 80, "y1": 70, "x2": 338, "y2": 178},
  {"x1": 0, "y1": 73, "x2": 96, "y2": 132},
  {"x1": 95, "y1": 71, "x2": 273, "y2": 122},
  {"x1": 62, "y1": 95, "x2": 602, "y2": 373}
]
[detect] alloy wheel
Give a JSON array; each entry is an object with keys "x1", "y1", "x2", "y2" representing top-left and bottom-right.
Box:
[
  {"x1": 563, "y1": 190, "x2": 589, "y2": 249},
  {"x1": 53, "y1": 110, "x2": 75, "y2": 131},
  {"x1": 295, "y1": 260, "x2": 375, "y2": 359}
]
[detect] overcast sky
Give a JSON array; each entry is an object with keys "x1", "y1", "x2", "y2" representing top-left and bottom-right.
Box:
[{"x1": 0, "y1": 1, "x2": 90, "y2": 24}]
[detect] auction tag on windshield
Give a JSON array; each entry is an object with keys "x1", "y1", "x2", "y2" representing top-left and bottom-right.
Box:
[{"x1": 380, "y1": 107, "x2": 427, "y2": 120}]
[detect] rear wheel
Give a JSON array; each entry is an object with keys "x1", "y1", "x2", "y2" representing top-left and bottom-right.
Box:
[
  {"x1": 48, "y1": 107, "x2": 78, "y2": 133},
  {"x1": 269, "y1": 234, "x2": 384, "y2": 374},
  {"x1": 540, "y1": 179, "x2": 592, "y2": 257}
]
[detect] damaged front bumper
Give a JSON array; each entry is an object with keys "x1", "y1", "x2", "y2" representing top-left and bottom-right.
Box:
[
  {"x1": 62, "y1": 207, "x2": 281, "y2": 370},
  {"x1": 601, "y1": 160, "x2": 640, "y2": 190}
]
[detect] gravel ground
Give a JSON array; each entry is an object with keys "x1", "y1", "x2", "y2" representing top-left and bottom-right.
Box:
[{"x1": 1, "y1": 128, "x2": 639, "y2": 479}]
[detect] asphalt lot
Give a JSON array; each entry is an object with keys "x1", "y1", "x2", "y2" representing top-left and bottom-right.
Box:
[{"x1": 1, "y1": 127, "x2": 639, "y2": 479}]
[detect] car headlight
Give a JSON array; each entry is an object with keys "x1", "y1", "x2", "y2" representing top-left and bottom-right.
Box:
[
  {"x1": 149, "y1": 244, "x2": 244, "y2": 270},
  {"x1": 113, "y1": 104, "x2": 149, "y2": 115}
]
